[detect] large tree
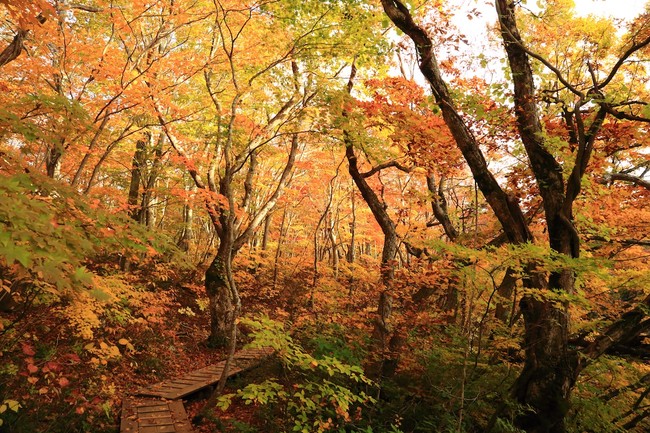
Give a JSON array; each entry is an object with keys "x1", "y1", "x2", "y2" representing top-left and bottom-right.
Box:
[{"x1": 380, "y1": 1, "x2": 650, "y2": 431}]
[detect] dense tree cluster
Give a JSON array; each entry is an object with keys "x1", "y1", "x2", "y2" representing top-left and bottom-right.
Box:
[{"x1": 0, "y1": 1, "x2": 648, "y2": 432}]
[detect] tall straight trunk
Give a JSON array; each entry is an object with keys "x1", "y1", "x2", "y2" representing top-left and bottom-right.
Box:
[
  {"x1": 261, "y1": 214, "x2": 271, "y2": 251},
  {"x1": 327, "y1": 212, "x2": 339, "y2": 276},
  {"x1": 312, "y1": 171, "x2": 339, "y2": 306},
  {"x1": 127, "y1": 136, "x2": 148, "y2": 221},
  {"x1": 140, "y1": 134, "x2": 164, "y2": 227},
  {"x1": 178, "y1": 199, "x2": 194, "y2": 252},
  {"x1": 347, "y1": 187, "x2": 356, "y2": 263},
  {"x1": 272, "y1": 205, "x2": 288, "y2": 289}
]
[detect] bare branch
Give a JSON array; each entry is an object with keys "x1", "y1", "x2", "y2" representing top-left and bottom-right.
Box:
[
  {"x1": 601, "y1": 172, "x2": 650, "y2": 190},
  {"x1": 598, "y1": 34, "x2": 650, "y2": 90},
  {"x1": 360, "y1": 160, "x2": 412, "y2": 178}
]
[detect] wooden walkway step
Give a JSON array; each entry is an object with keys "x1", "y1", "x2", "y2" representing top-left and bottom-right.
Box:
[
  {"x1": 135, "y1": 347, "x2": 274, "y2": 400},
  {"x1": 120, "y1": 397, "x2": 194, "y2": 433}
]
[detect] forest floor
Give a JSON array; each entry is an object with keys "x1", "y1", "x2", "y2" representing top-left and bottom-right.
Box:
[{"x1": 0, "y1": 260, "x2": 377, "y2": 432}]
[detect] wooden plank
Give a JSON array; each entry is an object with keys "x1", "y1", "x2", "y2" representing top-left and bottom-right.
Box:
[
  {"x1": 120, "y1": 397, "x2": 194, "y2": 433},
  {"x1": 135, "y1": 347, "x2": 273, "y2": 399},
  {"x1": 120, "y1": 398, "x2": 139, "y2": 433},
  {"x1": 140, "y1": 427, "x2": 175, "y2": 433},
  {"x1": 169, "y1": 400, "x2": 194, "y2": 433}
]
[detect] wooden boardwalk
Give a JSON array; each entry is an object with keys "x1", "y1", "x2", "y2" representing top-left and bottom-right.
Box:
[
  {"x1": 120, "y1": 398, "x2": 193, "y2": 433},
  {"x1": 120, "y1": 346, "x2": 273, "y2": 433},
  {"x1": 135, "y1": 347, "x2": 274, "y2": 399}
]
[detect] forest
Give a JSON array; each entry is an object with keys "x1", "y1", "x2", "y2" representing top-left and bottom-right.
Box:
[{"x1": 0, "y1": 0, "x2": 649, "y2": 432}]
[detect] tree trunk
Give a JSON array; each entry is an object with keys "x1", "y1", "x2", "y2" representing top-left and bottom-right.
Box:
[
  {"x1": 327, "y1": 212, "x2": 339, "y2": 276},
  {"x1": 140, "y1": 133, "x2": 164, "y2": 227},
  {"x1": 347, "y1": 187, "x2": 356, "y2": 263},
  {"x1": 342, "y1": 61, "x2": 401, "y2": 378},
  {"x1": 45, "y1": 144, "x2": 62, "y2": 179},
  {"x1": 0, "y1": 29, "x2": 28, "y2": 68},
  {"x1": 272, "y1": 205, "x2": 288, "y2": 289},
  {"x1": 127, "y1": 135, "x2": 148, "y2": 221},
  {"x1": 205, "y1": 236, "x2": 237, "y2": 348},
  {"x1": 494, "y1": 267, "x2": 518, "y2": 324},
  {"x1": 261, "y1": 214, "x2": 271, "y2": 251},
  {"x1": 71, "y1": 115, "x2": 110, "y2": 188},
  {"x1": 426, "y1": 172, "x2": 458, "y2": 241},
  {"x1": 178, "y1": 199, "x2": 194, "y2": 252}
]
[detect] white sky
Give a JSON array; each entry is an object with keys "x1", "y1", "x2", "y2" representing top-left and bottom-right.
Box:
[
  {"x1": 573, "y1": 0, "x2": 647, "y2": 19},
  {"x1": 450, "y1": 0, "x2": 648, "y2": 54}
]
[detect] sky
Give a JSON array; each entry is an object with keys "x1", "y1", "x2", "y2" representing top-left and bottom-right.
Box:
[{"x1": 573, "y1": 0, "x2": 647, "y2": 19}]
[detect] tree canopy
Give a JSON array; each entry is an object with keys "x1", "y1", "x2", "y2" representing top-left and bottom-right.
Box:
[{"x1": 1, "y1": 1, "x2": 649, "y2": 432}]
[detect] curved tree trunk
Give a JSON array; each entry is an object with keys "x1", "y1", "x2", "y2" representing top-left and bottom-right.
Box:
[
  {"x1": 380, "y1": 2, "x2": 647, "y2": 432},
  {"x1": 342, "y1": 61, "x2": 402, "y2": 377},
  {"x1": 380, "y1": 2, "x2": 577, "y2": 431}
]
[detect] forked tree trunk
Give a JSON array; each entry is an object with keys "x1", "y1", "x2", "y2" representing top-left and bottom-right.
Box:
[
  {"x1": 380, "y1": 2, "x2": 650, "y2": 432},
  {"x1": 380, "y1": 2, "x2": 577, "y2": 431}
]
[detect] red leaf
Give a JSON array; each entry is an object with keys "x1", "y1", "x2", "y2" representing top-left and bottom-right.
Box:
[
  {"x1": 21, "y1": 343, "x2": 36, "y2": 356},
  {"x1": 46, "y1": 361, "x2": 62, "y2": 372}
]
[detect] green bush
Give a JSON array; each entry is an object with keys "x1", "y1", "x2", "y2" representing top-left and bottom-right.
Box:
[{"x1": 218, "y1": 316, "x2": 377, "y2": 433}]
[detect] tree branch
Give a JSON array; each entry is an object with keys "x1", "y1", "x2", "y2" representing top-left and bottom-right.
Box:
[
  {"x1": 360, "y1": 160, "x2": 411, "y2": 178},
  {"x1": 598, "y1": 34, "x2": 650, "y2": 90},
  {"x1": 0, "y1": 29, "x2": 28, "y2": 68},
  {"x1": 579, "y1": 293, "x2": 650, "y2": 369},
  {"x1": 601, "y1": 172, "x2": 650, "y2": 190}
]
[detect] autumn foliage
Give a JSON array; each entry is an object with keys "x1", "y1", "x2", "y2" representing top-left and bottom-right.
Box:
[{"x1": 0, "y1": 0, "x2": 649, "y2": 432}]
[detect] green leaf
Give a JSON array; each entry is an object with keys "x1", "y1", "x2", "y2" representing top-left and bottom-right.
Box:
[
  {"x1": 73, "y1": 266, "x2": 93, "y2": 285},
  {"x1": 89, "y1": 288, "x2": 111, "y2": 302},
  {"x1": 642, "y1": 104, "x2": 650, "y2": 119}
]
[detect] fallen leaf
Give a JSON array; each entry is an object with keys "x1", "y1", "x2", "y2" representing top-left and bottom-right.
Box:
[{"x1": 21, "y1": 343, "x2": 36, "y2": 356}]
